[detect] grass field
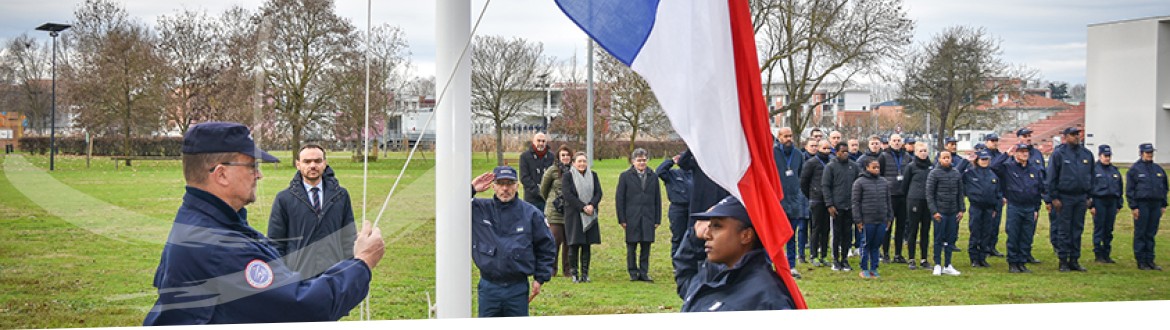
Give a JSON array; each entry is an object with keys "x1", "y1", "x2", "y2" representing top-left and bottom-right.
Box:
[{"x1": 2, "y1": 151, "x2": 1169, "y2": 328}]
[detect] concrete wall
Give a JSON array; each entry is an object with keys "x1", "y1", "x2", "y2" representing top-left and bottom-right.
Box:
[{"x1": 1085, "y1": 16, "x2": 1170, "y2": 163}]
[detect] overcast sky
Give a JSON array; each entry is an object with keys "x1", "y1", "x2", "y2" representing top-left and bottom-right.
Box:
[{"x1": 2, "y1": 0, "x2": 1168, "y2": 86}]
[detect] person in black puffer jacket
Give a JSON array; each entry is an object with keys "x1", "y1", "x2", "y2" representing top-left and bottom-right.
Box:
[
  {"x1": 851, "y1": 158, "x2": 892, "y2": 278},
  {"x1": 901, "y1": 143, "x2": 934, "y2": 270},
  {"x1": 801, "y1": 140, "x2": 833, "y2": 267},
  {"x1": 823, "y1": 142, "x2": 860, "y2": 271},
  {"x1": 927, "y1": 150, "x2": 966, "y2": 276}
]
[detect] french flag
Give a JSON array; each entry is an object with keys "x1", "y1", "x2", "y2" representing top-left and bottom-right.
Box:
[{"x1": 557, "y1": 0, "x2": 807, "y2": 309}]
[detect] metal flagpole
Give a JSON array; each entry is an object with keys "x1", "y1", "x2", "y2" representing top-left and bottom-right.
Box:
[
  {"x1": 586, "y1": 40, "x2": 594, "y2": 165},
  {"x1": 435, "y1": 0, "x2": 472, "y2": 319}
]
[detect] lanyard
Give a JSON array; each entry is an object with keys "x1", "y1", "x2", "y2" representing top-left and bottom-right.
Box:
[
  {"x1": 892, "y1": 152, "x2": 903, "y2": 173},
  {"x1": 785, "y1": 147, "x2": 798, "y2": 169}
]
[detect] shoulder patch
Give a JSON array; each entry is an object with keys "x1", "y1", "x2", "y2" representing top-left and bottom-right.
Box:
[{"x1": 245, "y1": 259, "x2": 274, "y2": 289}]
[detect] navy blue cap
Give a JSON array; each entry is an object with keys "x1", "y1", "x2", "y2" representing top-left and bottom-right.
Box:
[
  {"x1": 1140, "y1": 143, "x2": 1156, "y2": 153},
  {"x1": 691, "y1": 195, "x2": 752, "y2": 227},
  {"x1": 1099, "y1": 145, "x2": 1112, "y2": 156},
  {"x1": 944, "y1": 137, "x2": 958, "y2": 143},
  {"x1": 1016, "y1": 128, "x2": 1033, "y2": 136},
  {"x1": 984, "y1": 133, "x2": 999, "y2": 141},
  {"x1": 182, "y1": 122, "x2": 279, "y2": 163},
  {"x1": 974, "y1": 143, "x2": 987, "y2": 150},
  {"x1": 1016, "y1": 143, "x2": 1031, "y2": 150},
  {"x1": 905, "y1": 137, "x2": 916, "y2": 144},
  {"x1": 976, "y1": 150, "x2": 992, "y2": 159},
  {"x1": 880, "y1": 136, "x2": 889, "y2": 144},
  {"x1": 1061, "y1": 127, "x2": 1082, "y2": 135},
  {"x1": 493, "y1": 166, "x2": 519, "y2": 182}
]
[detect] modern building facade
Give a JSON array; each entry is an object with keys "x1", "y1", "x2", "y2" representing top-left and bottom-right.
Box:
[{"x1": 1086, "y1": 16, "x2": 1170, "y2": 163}]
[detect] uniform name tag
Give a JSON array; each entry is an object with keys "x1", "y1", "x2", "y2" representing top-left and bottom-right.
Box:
[
  {"x1": 897, "y1": 175, "x2": 904, "y2": 181},
  {"x1": 785, "y1": 170, "x2": 795, "y2": 177}
]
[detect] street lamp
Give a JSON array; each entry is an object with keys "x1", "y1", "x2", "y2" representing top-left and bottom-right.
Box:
[{"x1": 36, "y1": 22, "x2": 71, "y2": 171}]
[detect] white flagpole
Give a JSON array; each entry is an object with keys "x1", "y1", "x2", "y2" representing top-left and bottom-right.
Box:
[
  {"x1": 435, "y1": 0, "x2": 472, "y2": 319},
  {"x1": 586, "y1": 39, "x2": 595, "y2": 165}
]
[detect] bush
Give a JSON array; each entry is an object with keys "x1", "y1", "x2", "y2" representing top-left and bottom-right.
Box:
[{"x1": 18, "y1": 136, "x2": 184, "y2": 156}]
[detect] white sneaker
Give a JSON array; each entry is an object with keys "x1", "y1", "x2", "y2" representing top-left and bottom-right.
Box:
[
  {"x1": 932, "y1": 265, "x2": 943, "y2": 276},
  {"x1": 848, "y1": 248, "x2": 858, "y2": 257},
  {"x1": 943, "y1": 265, "x2": 962, "y2": 276}
]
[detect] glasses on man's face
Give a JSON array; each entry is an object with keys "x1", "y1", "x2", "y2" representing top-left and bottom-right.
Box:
[{"x1": 210, "y1": 162, "x2": 260, "y2": 173}]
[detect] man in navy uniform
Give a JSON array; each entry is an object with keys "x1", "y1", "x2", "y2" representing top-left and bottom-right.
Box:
[
  {"x1": 1089, "y1": 145, "x2": 1123, "y2": 264},
  {"x1": 1046, "y1": 127, "x2": 1095, "y2": 272},
  {"x1": 471, "y1": 166, "x2": 558, "y2": 316},
  {"x1": 657, "y1": 151, "x2": 693, "y2": 258},
  {"x1": 1015, "y1": 128, "x2": 1046, "y2": 168},
  {"x1": 1127, "y1": 143, "x2": 1168, "y2": 271},
  {"x1": 145, "y1": 122, "x2": 385, "y2": 325},
  {"x1": 774, "y1": 127, "x2": 808, "y2": 278},
  {"x1": 994, "y1": 144, "x2": 1047, "y2": 273},
  {"x1": 937, "y1": 137, "x2": 970, "y2": 174},
  {"x1": 964, "y1": 150, "x2": 1002, "y2": 268},
  {"x1": 983, "y1": 133, "x2": 1007, "y2": 257}
]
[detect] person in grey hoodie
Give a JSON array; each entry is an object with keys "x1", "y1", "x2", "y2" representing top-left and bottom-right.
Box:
[
  {"x1": 852, "y1": 158, "x2": 893, "y2": 278},
  {"x1": 823, "y1": 142, "x2": 860, "y2": 271},
  {"x1": 927, "y1": 150, "x2": 966, "y2": 276}
]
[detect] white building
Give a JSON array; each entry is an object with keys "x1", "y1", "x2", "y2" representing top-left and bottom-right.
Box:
[{"x1": 1085, "y1": 16, "x2": 1170, "y2": 163}]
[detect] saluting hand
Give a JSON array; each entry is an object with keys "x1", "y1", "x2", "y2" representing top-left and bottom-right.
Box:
[{"x1": 472, "y1": 172, "x2": 495, "y2": 193}]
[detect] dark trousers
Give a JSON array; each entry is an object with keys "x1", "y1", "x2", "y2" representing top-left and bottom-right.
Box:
[
  {"x1": 1133, "y1": 200, "x2": 1163, "y2": 264},
  {"x1": 786, "y1": 217, "x2": 808, "y2": 266},
  {"x1": 477, "y1": 278, "x2": 528, "y2": 317},
  {"x1": 626, "y1": 241, "x2": 651, "y2": 277},
  {"x1": 549, "y1": 223, "x2": 569, "y2": 277},
  {"x1": 968, "y1": 203, "x2": 997, "y2": 262},
  {"x1": 933, "y1": 213, "x2": 959, "y2": 266},
  {"x1": 882, "y1": 195, "x2": 908, "y2": 257},
  {"x1": 568, "y1": 244, "x2": 592, "y2": 276},
  {"x1": 1091, "y1": 197, "x2": 1120, "y2": 258},
  {"x1": 810, "y1": 202, "x2": 831, "y2": 259},
  {"x1": 1052, "y1": 196, "x2": 1088, "y2": 260},
  {"x1": 905, "y1": 198, "x2": 932, "y2": 260},
  {"x1": 668, "y1": 204, "x2": 689, "y2": 258},
  {"x1": 991, "y1": 201, "x2": 1004, "y2": 252},
  {"x1": 853, "y1": 225, "x2": 861, "y2": 249},
  {"x1": 1006, "y1": 204, "x2": 1038, "y2": 264},
  {"x1": 832, "y1": 209, "x2": 853, "y2": 262},
  {"x1": 861, "y1": 223, "x2": 887, "y2": 271}
]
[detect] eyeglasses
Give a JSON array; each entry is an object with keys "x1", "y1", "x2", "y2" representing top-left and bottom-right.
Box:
[{"x1": 210, "y1": 162, "x2": 260, "y2": 173}]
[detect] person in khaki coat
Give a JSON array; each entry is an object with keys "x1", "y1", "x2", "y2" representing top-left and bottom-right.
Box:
[
  {"x1": 540, "y1": 144, "x2": 574, "y2": 277},
  {"x1": 615, "y1": 148, "x2": 662, "y2": 282}
]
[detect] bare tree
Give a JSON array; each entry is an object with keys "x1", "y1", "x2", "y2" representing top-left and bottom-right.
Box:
[
  {"x1": 67, "y1": 0, "x2": 167, "y2": 160},
  {"x1": 753, "y1": 0, "x2": 913, "y2": 143},
  {"x1": 329, "y1": 23, "x2": 411, "y2": 155},
  {"x1": 258, "y1": 0, "x2": 356, "y2": 157},
  {"x1": 157, "y1": 9, "x2": 223, "y2": 134},
  {"x1": 213, "y1": 6, "x2": 265, "y2": 128},
  {"x1": 596, "y1": 47, "x2": 665, "y2": 154},
  {"x1": 470, "y1": 35, "x2": 551, "y2": 165},
  {"x1": 3, "y1": 35, "x2": 51, "y2": 135},
  {"x1": 898, "y1": 26, "x2": 1024, "y2": 147}
]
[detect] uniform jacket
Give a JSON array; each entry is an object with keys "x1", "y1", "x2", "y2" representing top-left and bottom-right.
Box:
[
  {"x1": 822, "y1": 156, "x2": 860, "y2": 210},
  {"x1": 927, "y1": 164, "x2": 967, "y2": 215},
  {"x1": 993, "y1": 157, "x2": 1046, "y2": 207},
  {"x1": 1126, "y1": 160, "x2": 1169, "y2": 209},
  {"x1": 879, "y1": 149, "x2": 911, "y2": 196},
  {"x1": 145, "y1": 187, "x2": 370, "y2": 325},
  {"x1": 1045, "y1": 143, "x2": 1095, "y2": 200},
  {"x1": 470, "y1": 192, "x2": 557, "y2": 284},
  {"x1": 1090, "y1": 161, "x2": 1124, "y2": 201},
  {"x1": 540, "y1": 163, "x2": 569, "y2": 224},
  {"x1": 800, "y1": 153, "x2": 830, "y2": 203},
  {"x1": 656, "y1": 157, "x2": 693, "y2": 206},
  {"x1": 902, "y1": 156, "x2": 933, "y2": 201},
  {"x1": 679, "y1": 149, "x2": 731, "y2": 215},
  {"x1": 616, "y1": 166, "x2": 662, "y2": 243},
  {"x1": 519, "y1": 144, "x2": 555, "y2": 205},
  {"x1": 963, "y1": 165, "x2": 1003, "y2": 207},
  {"x1": 563, "y1": 169, "x2": 603, "y2": 245},
  {"x1": 268, "y1": 166, "x2": 356, "y2": 278},
  {"x1": 674, "y1": 230, "x2": 794, "y2": 312},
  {"x1": 851, "y1": 171, "x2": 893, "y2": 225},
  {"x1": 774, "y1": 140, "x2": 810, "y2": 219}
]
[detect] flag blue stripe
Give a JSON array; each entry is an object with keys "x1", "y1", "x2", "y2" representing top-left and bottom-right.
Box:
[{"x1": 555, "y1": 0, "x2": 660, "y2": 66}]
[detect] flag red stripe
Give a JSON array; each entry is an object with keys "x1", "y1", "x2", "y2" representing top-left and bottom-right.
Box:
[{"x1": 726, "y1": 0, "x2": 808, "y2": 309}]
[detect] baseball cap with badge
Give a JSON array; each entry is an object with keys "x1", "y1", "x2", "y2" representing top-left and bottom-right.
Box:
[
  {"x1": 691, "y1": 195, "x2": 753, "y2": 227},
  {"x1": 1016, "y1": 143, "x2": 1031, "y2": 150},
  {"x1": 182, "y1": 122, "x2": 279, "y2": 163},
  {"x1": 1016, "y1": 128, "x2": 1034, "y2": 136},
  {"x1": 977, "y1": 150, "x2": 992, "y2": 159},
  {"x1": 1061, "y1": 127, "x2": 1082, "y2": 135},
  {"x1": 492, "y1": 165, "x2": 519, "y2": 182},
  {"x1": 1140, "y1": 143, "x2": 1156, "y2": 153},
  {"x1": 944, "y1": 137, "x2": 957, "y2": 144},
  {"x1": 1099, "y1": 145, "x2": 1112, "y2": 156},
  {"x1": 984, "y1": 133, "x2": 999, "y2": 141}
]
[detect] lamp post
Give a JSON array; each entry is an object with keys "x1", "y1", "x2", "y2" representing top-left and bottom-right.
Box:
[{"x1": 36, "y1": 22, "x2": 71, "y2": 171}]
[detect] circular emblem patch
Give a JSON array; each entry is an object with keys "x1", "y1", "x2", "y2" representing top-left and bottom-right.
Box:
[{"x1": 245, "y1": 259, "x2": 274, "y2": 289}]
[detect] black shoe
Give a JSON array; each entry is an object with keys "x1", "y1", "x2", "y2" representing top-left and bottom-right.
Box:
[
  {"x1": 952, "y1": 246, "x2": 963, "y2": 252},
  {"x1": 972, "y1": 261, "x2": 982, "y2": 268},
  {"x1": 990, "y1": 249, "x2": 1004, "y2": 257},
  {"x1": 1071, "y1": 260, "x2": 1087, "y2": 272},
  {"x1": 1027, "y1": 257, "x2": 1042, "y2": 264},
  {"x1": 572, "y1": 275, "x2": 581, "y2": 283},
  {"x1": 893, "y1": 255, "x2": 907, "y2": 264},
  {"x1": 1008, "y1": 263, "x2": 1021, "y2": 273},
  {"x1": 630, "y1": 274, "x2": 639, "y2": 281},
  {"x1": 799, "y1": 256, "x2": 809, "y2": 264},
  {"x1": 1059, "y1": 258, "x2": 1071, "y2": 272},
  {"x1": 980, "y1": 260, "x2": 992, "y2": 267},
  {"x1": 920, "y1": 260, "x2": 931, "y2": 269},
  {"x1": 880, "y1": 254, "x2": 890, "y2": 264},
  {"x1": 908, "y1": 262, "x2": 918, "y2": 270},
  {"x1": 1094, "y1": 256, "x2": 1109, "y2": 263},
  {"x1": 1150, "y1": 263, "x2": 1163, "y2": 271},
  {"x1": 581, "y1": 275, "x2": 591, "y2": 283},
  {"x1": 1018, "y1": 263, "x2": 1032, "y2": 273},
  {"x1": 1138, "y1": 262, "x2": 1151, "y2": 270},
  {"x1": 639, "y1": 274, "x2": 654, "y2": 282},
  {"x1": 1103, "y1": 257, "x2": 1116, "y2": 264}
]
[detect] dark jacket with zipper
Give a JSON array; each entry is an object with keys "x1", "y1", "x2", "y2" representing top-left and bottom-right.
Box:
[
  {"x1": 822, "y1": 156, "x2": 860, "y2": 210},
  {"x1": 964, "y1": 165, "x2": 1002, "y2": 207},
  {"x1": 674, "y1": 228, "x2": 794, "y2": 312},
  {"x1": 267, "y1": 166, "x2": 356, "y2": 278},
  {"x1": 902, "y1": 156, "x2": 933, "y2": 201},
  {"x1": 851, "y1": 171, "x2": 893, "y2": 225},
  {"x1": 800, "y1": 153, "x2": 830, "y2": 203},
  {"x1": 927, "y1": 164, "x2": 967, "y2": 215},
  {"x1": 520, "y1": 144, "x2": 555, "y2": 205},
  {"x1": 616, "y1": 166, "x2": 662, "y2": 243}
]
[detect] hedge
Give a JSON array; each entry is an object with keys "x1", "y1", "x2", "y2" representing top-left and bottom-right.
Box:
[{"x1": 19, "y1": 136, "x2": 183, "y2": 156}]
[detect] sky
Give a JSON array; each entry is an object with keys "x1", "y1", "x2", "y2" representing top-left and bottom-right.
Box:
[{"x1": 1, "y1": 0, "x2": 1168, "y2": 86}]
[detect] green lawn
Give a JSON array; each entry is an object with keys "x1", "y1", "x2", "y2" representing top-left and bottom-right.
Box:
[{"x1": 1, "y1": 152, "x2": 1169, "y2": 328}]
